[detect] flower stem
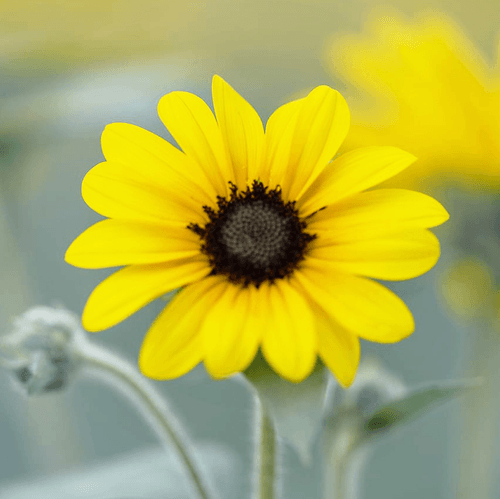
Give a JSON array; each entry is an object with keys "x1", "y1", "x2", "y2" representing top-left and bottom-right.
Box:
[
  {"x1": 457, "y1": 320, "x2": 500, "y2": 498},
  {"x1": 255, "y1": 399, "x2": 278, "y2": 499},
  {"x1": 322, "y1": 411, "x2": 364, "y2": 499},
  {"x1": 79, "y1": 342, "x2": 216, "y2": 499}
]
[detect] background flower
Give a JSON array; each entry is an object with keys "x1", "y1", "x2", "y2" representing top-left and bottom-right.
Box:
[
  {"x1": 327, "y1": 10, "x2": 500, "y2": 498},
  {"x1": 326, "y1": 9, "x2": 500, "y2": 191}
]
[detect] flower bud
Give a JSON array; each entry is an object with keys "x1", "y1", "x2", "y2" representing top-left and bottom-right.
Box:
[{"x1": 0, "y1": 306, "x2": 85, "y2": 395}]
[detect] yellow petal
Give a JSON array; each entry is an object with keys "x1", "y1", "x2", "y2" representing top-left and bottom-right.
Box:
[
  {"x1": 82, "y1": 161, "x2": 206, "y2": 225},
  {"x1": 82, "y1": 256, "x2": 210, "y2": 332},
  {"x1": 295, "y1": 265, "x2": 414, "y2": 342},
  {"x1": 265, "y1": 86, "x2": 350, "y2": 202},
  {"x1": 157, "y1": 90, "x2": 232, "y2": 197},
  {"x1": 139, "y1": 276, "x2": 226, "y2": 380},
  {"x1": 299, "y1": 146, "x2": 417, "y2": 216},
  {"x1": 212, "y1": 75, "x2": 265, "y2": 189},
  {"x1": 265, "y1": 98, "x2": 304, "y2": 189},
  {"x1": 313, "y1": 302, "x2": 360, "y2": 388},
  {"x1": 287, "y1": 86, "x2": 350, "y2": 201},
  {"x1": 101, "y1": 123, "x2": 216, "y2": 206},
  {"x1": 307, "y1": 188, "x2": 449, "y2": 241},
  {"x1": 202, "y1": 282, "x2": 261, "y2": 379},
  {"x1": 65, "y1": 219, "x2": 201, "y2": 269},
  {"x1": 260, "y1": 280, "x2": 317, "y2": 382},
  {"x1": 309, "y1": 229, "x2": 440, "y2": 280}
]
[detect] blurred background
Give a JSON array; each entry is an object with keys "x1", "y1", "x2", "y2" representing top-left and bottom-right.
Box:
[{"x1": 1, "y1": 0, "x2": 500, "y2": 497}]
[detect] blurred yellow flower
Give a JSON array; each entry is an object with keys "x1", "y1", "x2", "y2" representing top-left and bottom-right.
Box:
[
  {"x1": 438, "y1": 259, "x2": 495, "y2": 321},
  {"x1": 65, "y1": 76, "x2": 448, "y2": 385},
  {"x1": 326, "y1": 10, "x2": 500, "y2": 190}
]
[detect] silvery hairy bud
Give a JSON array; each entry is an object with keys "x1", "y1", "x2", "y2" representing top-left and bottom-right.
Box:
[{"x1": 0, "y1": 306, "x2": 86, "y2": 395}]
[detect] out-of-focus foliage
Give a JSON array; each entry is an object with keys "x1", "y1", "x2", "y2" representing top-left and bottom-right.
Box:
[
  {"x1": 0, "y1": 1, "x2": 200, "y2": 73},
  {"x1": 363, "y1": 379, "x2": 481, "y2": 438}
]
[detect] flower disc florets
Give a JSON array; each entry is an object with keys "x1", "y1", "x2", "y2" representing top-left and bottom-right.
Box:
[{"x1": 188, "y1": 180, "x2": 316, "y2": 287}]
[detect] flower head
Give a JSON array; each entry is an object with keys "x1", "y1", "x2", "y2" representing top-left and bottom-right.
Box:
[
  {"x1": 65, "y1": 75, "x2": 448, "y2": 385},
  {"x1": 326, "y1": 10, "x2": 500, "y2": 190}
]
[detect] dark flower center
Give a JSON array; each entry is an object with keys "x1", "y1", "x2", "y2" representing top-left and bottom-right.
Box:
[{"x1": 188, "y1": 180, "x2": 316, "y2": 287}]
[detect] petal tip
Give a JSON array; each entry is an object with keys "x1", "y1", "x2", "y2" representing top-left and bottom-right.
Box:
[
  {"x1": 203, "y1": 355, "x2": 240, "y2": 380},
  {"x1": 138, "y1": 351, "x2": 159, "y2": 379},
  {"x1": 212, "y1": 74, "x2": 225, "y2": 86},
  {"x1": 440, "y1": 205, "x2": 451, "y2": 223},
  {"x1": 336, "y1": 373, "x2": 356, "y2": 389},
  {"x1": 80, "y1": 313, "x2": 103, "y2": 333},
  {"x1": 262, "y1": 352, "x2": 316, "y2": 384},
  {"x1": 81, "y1": 292, "x2": 117, "y2": 333},
  {"x1": 64, "y1": 245, "x2": 74, "y2": 265},
  {"x1": 64, "y1": 240, "x2": 87, "y2": 268}
]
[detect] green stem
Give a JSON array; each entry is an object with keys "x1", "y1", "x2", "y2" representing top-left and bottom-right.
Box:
[
  {"x1": 79, "y1": 343, "x2": 216, "y2": 499},
  {"x1": 457, "y1": 320, "x2": 500, "y2": 499},
  {"x1": 323, "y1": 412, "x2": 363, "y2": 499},
  {"x1": 255, "y1": 400, "x2": 278, "y2": 499}
]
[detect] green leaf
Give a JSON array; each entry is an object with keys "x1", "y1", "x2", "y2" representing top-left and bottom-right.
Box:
[
  {"x1": 244, "y1": 352, "x2": 329, "y2": 465},
  {"x1": 363, "y1": 378, "x2": 482, "y2": 438}
]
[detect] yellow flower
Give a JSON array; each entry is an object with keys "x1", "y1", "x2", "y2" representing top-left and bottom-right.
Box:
[
  {"x1": 326, "y1": 10, "x2": 500, "y2": 190},
  {"x1": 65, "y1": 75, "x2": 448, "y2": 385},
  {"x1": 438, "y1": 259, "x2": 495, "y2": 321}
]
